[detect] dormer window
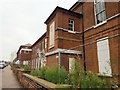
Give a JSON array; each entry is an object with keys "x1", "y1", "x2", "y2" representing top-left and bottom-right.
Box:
[
  {"x1": 24, "y1": 51, "x2": 29, "y2": 54},
  {"x1": 68, "y1": 19, "x2": 74, "y2": 31},
  {"x1": 94, "y1": 0, "x2": 106, "y2": 24}
]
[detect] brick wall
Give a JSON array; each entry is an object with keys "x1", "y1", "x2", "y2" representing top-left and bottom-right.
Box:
[{"x1": 70, "y1": 2, "x2": 120, "y2": 84}]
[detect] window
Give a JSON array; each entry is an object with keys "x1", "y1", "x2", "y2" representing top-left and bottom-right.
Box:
[
  {"x1": 68, "y1": 19, "x2": 74, "y2": 31},
  {"x1": 23, "y1": 61, "x2": 28, "y2": 65},
  {"x1": 45, "y1": 39, "x2": 47, "y2": 49},
  {"x1": 97, "y1": 37, "x2": 112, "y2": 75},
  {"x1": 69, "y1": 58, "x2": 75, "y2": 73},
  {"x1": 42, "y1": 41, "x2": 44, "y2": 50},
  {"x1": 49, "y1": 21, "x2": 55, "y2": 48},
  {"x1": 24, "y1": 51, "x2": 29, "y2": 54},
  {"x1": 39, "y1": 44, "x2": 42, "y2": 51},
  {"x1": 94, "y1": 0, "x2": 106, "y2": 24}
]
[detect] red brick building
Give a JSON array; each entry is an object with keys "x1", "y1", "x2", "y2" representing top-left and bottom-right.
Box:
[
  {"x1": 44, "y1": 1, "x2": 120, "y2": 85},
  {"x1": 69, "y1": 1, "x2": 120, "y2": 85},
  {"x1": 31, "y1": 33, "x2": 47, "y2": 69},
  {"x1": 44, "y1": 6, "x2": 83, "y2": 71},
  {"x1": 17, "y1": 0, "x2": 120, "y2": 85},
  {"x1": 17, "y1": 44, "x2": 32, "y2": 65}
]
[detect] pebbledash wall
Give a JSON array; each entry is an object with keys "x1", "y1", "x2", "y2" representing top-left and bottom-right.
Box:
[{"x1": 16, "y1": 1, "x2": 120, "y2": 85}]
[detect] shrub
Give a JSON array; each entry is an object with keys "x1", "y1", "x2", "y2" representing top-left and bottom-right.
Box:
[
  {"x1": 30, "y1": 69, "x2": 39, "y2": 76},
  {"x1": 59, "y1": 66, "x2": 68, "y2": 84},
  {"x1": 38, "y1": 67, "x2": 46, "y2": 79},
  {"x1": 80, "y1": 71, "x2": 110, "y2": 88},
  {"x1": 45, "y1": 65, "x2": 67, "y2": 84},
  {"x1": 66, "y1": 60, "x2": 111, "y2": 88},
  {"x1": 23, "y1": 65, "x2": 31, "y2": 71}
]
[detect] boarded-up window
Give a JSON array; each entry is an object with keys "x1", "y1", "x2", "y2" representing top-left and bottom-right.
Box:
[
  {"x1": 97, "y1": 37, "x2": 112, "y2": 75},
  {"x1": 49, "y1": 21, "x2": 55, "y2": 48},
  {"x1": 45, "y1": 38, "x2": 47, "y2": 49},
  {"x1": 69, "y1": 58, "x2": 75, "y2": 73}
]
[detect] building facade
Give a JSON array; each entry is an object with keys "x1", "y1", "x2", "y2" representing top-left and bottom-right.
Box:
[
  {"x1": 44, "y1": 0, "x2": 120, "y2": 84},
  {"x1": 16, "y1": 0, "x2": 120, "y2": 85},
  {"x1": 69, "y1": 1, "x2": 120, "y2": 85},
  {"x1": 31, "y1": 33, "x2": 47, "y2": 69},
  {"x1": 17, "y1": 44, "x2": 32, "y2": 65},
  {"x1": 44, "y1": 7, "x2": 83, "y2": 71}
]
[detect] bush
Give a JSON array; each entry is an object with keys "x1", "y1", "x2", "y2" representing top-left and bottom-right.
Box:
[
  {"x1": 80, "y1": 71, "x2": 110, "y2": 88},
  {"x1": 66, "y1": 60, "x2": 111, "y2": 88},
  {"x1": 45, "y1": 65, "x2": 67, "y2": 84},
  {"x1": 38, "y1": 67, "x2": 46, "y2": 79},
  {"x1": 23, "y1": 65, "x2": 31, "y2": 71},
  {"x1": 30, "y1": 69, "x2": 39, "y2": 76},
  {"x1": 30, "y1": 65, "x2": 67, "y2": 84}
]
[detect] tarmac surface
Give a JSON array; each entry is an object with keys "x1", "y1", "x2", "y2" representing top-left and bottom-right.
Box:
[{"x1": 1, "y1": 65, "x2": 22, "y2": 89}]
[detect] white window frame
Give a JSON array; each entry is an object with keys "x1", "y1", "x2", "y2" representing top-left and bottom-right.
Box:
[
  {"x1": 23, "y1": 61, "x2": 28, "y2": 65},
  {"x1": 49, "y1": 21, "x2": 55, "y2": 48},
  {"x1": 68, "y1": 19, "x2": 74, "y2": 31},
  {"x1": 94, "y1": 0, "x2": 106, "y2": 25},
  {"x1": 97, "y1": 37, "x2": 112, "y2": 75}
]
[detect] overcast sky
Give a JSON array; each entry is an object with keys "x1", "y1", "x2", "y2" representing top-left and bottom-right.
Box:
[{"x1": 0, "y1": 0, "x2": 78, "y2": 61}]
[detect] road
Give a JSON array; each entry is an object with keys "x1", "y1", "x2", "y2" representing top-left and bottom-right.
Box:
[{"x1": 1, "y1": 65, "x2": 22, "y2": 89}]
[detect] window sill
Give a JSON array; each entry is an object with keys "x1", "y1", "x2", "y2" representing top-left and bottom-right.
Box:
[
  {"x1": 93, "y1": 20, "x2": 107, "y2": 28},
  {"x1": 68, "y1": 30, "x2": 76, "y2": 34},
  {"x1": 98, "y1": 73, "x2": 112, "y2": 77},
  {"x1": 49, "y1": 45, "x2": 54, "y2": 49}
]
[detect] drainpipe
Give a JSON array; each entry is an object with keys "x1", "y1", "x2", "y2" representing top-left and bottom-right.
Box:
[
  {"x1": 58, "y1": 49, "x2": 61, "y2": 84},
  {"x1": 81, "y1": 3, "x2": 86, "y2": 75}
]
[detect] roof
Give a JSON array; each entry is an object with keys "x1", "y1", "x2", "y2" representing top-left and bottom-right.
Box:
[
  {"x1": 20, "y1": 48, "x2": 32, "y2": 51},
  {"x1": 31, "y1": 32, "x2": 46, "y2": 48},
  {"x1": 21, "y1": 44, "x2": 32, "y2": 46},
  {"x1": 69, "y1": 1, "x2": 84, "y2": 11},
  {"x1": 44, "y1": 6, "x2": 82, "y2": 24},
  {"x1": 17, "y1": 44, "x2": 32, "y2": 54}
]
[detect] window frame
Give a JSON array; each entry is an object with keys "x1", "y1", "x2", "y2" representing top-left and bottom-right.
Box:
[
  {"x1": 97, "y1": 37, "x2": 112, "y2": 75},
  {"x1": 94, "y1": 0, "x2": 106, "y2": 25},
  {"x1": 68, "y1": 19, "x2": 74, "y2": 31},
  {"x1": 49, "y1": 21, "x2": 55, "y2": 48}
]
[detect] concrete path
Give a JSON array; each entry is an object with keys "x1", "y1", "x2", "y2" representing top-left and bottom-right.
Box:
[{"x1": 1, "y1": 65, "x2": 22, "y2": 89}]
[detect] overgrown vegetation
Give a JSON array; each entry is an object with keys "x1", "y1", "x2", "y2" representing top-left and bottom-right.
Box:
[
  {"x1": 30, "y1": 61, "x2": 111, "y2": 88},
  {"x1": 30, "y1": 65, "x2": 67, "y2": 84},
  {"x1": 66, "y1": 61, "x2": 111, "y2": 88},
  {"x1": 23, "y1": 65, "x2": 31, "y2": 71},
  {"x1": 31, "y1": 69, "x2": 40, "y2": 76},
  {"x1": 45, "y1": 65, "x2": 67, "y2": 84},
  {"x1": 37, "y1": 67, "x2": 46, "y2": 79}
]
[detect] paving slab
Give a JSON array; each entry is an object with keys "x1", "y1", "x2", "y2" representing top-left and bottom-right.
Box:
[{"x1": 1, "y1": 65, "x2": 22, "y2": 89}]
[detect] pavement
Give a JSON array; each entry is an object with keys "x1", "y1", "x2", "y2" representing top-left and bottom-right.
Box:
[{"x1": 1, "y1": 65, "x2": 22, "y2": 89}]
